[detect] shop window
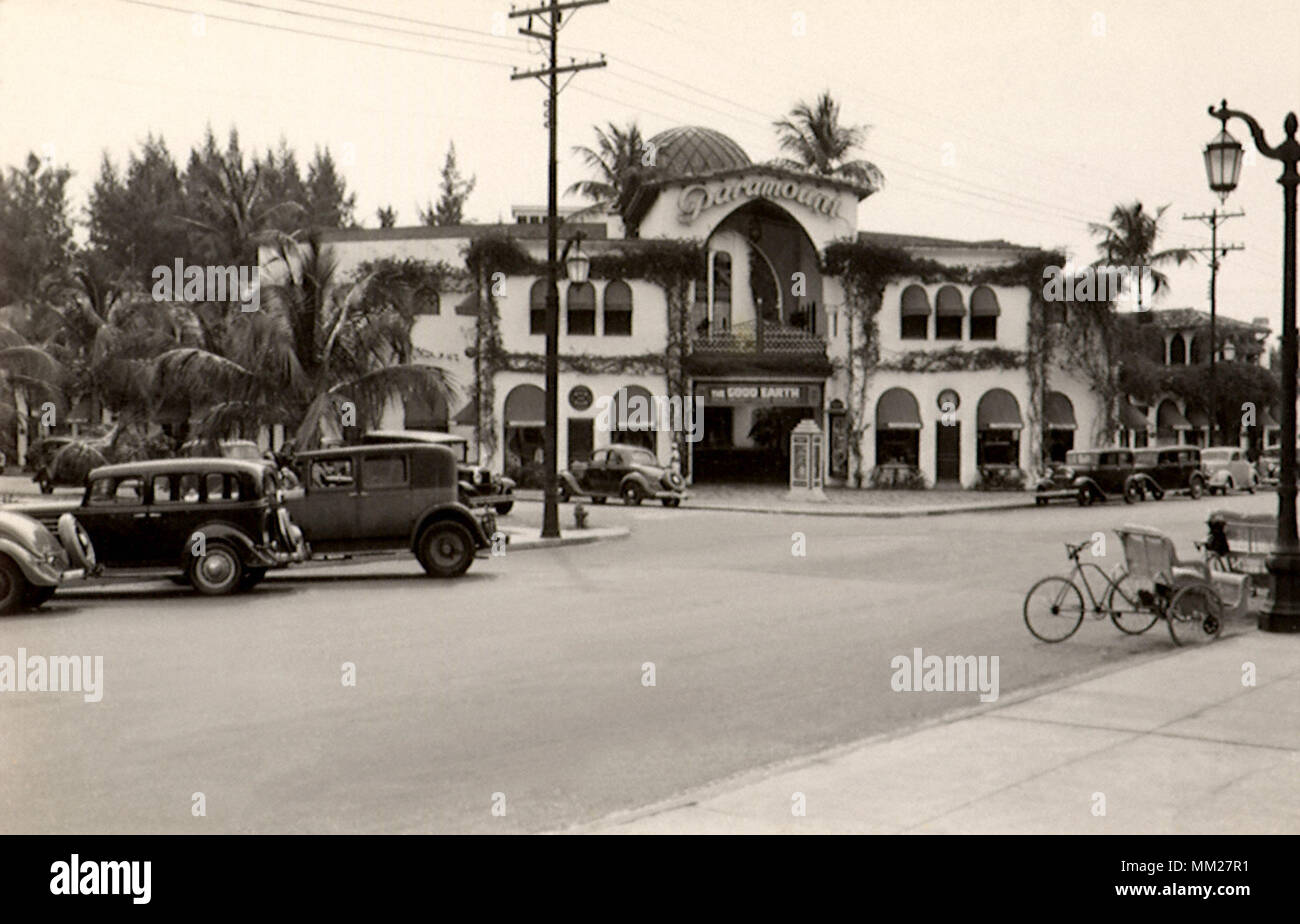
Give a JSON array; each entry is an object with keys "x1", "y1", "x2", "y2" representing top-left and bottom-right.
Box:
[
  {"x1": 603, "y1": 279, "x2": 632, "y2": 336},
  {"x1": 876, "y1": 429, "x2": 919, "y2": 467},
  {"x1": 529, "y1": 280, "x2": 547, "y2": 335},
  {"x1": 567, "y1": 282, "x2": 596, "y2": 335},
  {"x1": 1046, "y1": 429, "x2": 1074, "y2": 463},
  {"x1": 702, "y1": 406, "x2": 733, "y2": 447},
  {"x1": 977, "y1": 429, "x2": 1020, "y2": 467},
  {"x1": 900, "y1": 285, "x2": 929, "y2": 340}
]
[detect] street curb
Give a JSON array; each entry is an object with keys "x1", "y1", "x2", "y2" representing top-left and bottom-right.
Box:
[
  {"x1": 500, "y1": 527, "x2": 630, "y2": 551},
  {"x1": 509, "y1": 494, "x2": 1035, "y2": 519},
  {"x1": 556, "y1": 636, "x2": 1222, "y2": 835}
]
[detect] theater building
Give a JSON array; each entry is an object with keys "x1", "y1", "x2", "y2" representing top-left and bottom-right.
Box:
[{"x1": 306, "y1": 124, "x2": 1106, "y2": 488}]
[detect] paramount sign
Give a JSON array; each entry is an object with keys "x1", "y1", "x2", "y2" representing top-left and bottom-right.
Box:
[{"x1": 677, "y1": 175, "x2": 845, "y2": 223}]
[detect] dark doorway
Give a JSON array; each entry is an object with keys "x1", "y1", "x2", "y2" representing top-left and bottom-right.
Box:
[
  {"x1": 568, "y1": 418, "x2": 593, "y2": 463},
  {"x1": 936, "y1": 422, "x2": 960, "y2": 483}
]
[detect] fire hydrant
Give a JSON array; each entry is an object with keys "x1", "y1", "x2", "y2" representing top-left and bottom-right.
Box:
[{"x1": 573, "y1": 502, "x2": 589, "y2": 530}]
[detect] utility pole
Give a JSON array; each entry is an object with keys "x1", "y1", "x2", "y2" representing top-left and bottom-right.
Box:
[
  {"x1": 1183, "y1": 208, "x2": 1245, "y2": 446},
  {"x1": 509, "y1": 1, "x2": 606, "y2": 539}
]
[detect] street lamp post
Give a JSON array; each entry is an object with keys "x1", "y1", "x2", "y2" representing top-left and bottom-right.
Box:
[{"x1": 1206, "y1": 99, "x2": 1300, "y2": 632}]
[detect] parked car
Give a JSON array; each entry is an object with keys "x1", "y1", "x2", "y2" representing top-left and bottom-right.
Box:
[
  {"x1": 0, "y1": 510, "x2": 97, "y2": 614},
  {"x1": 1201, "y1": 446, "x2": 1258, "y2": 495},
  {"x1": 559, "y1": 444, "x2": 688, "y2": 507},
  {"x1": 360, "y1": 430, "x2": 516, "y2": 515},
  {"x1": 12, "y1": 458, "x2": 307, "y2": 596},
  {"x1": 1132, "y1": 446, "x2": 1207, "y2": 500},
  {"x1": 285, "y1": 443, "x2": 498, "y2": 578},
  {"x1": 1040, "y1": 448, "x2": 1145, "y2": 506}
]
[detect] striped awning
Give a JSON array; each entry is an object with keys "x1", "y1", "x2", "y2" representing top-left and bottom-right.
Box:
[
  {"x1": 935, "y1": 286, "x2": 966, "y2": 317},
  {"x1": 876, "y1": 388, "x2": 922, "y2": 429},
  {"x1": 1157, "y1": 401, "x2": 1192, "y2": 431},
  {"x1": 1045, "y1": 392, "x2": 1076, "y2": 430},
  {"x1": 1120, "y1": 403, "x2": 1149, "y2": 430},
  {"x1": 977, "y1": 389, "x2": 1023, "y2": 430}
]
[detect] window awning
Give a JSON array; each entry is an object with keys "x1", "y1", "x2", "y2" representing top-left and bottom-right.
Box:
[
  {"x1": 976, "y1": 389, "x2": 1023, "y2": 430},
  {"x1": 935, "y1": 287, "x2": 966, "y2": 317},
  {"x1": 900, "y1": 286, "x2": 930, "y2": 317},
  {"x1": 1157, "y1": 401, "x2": 1192, "y2": 430},
  {"x1": 970, "y1": 287, "x2": 1001, "y2": 317},
  {"x1": 453, "y1": 399, "x2": 477, "y2": 425},
  {"x1": 1120, "y1": 402, "x2": 1149, "y2": 430},
  {"x1": 453, "y1": 292, "x2": 480, "y2": 316},
  {"x1": 876, "y1": 388, "x2": 922, "y2": 429},
  {"x1": 1045, "y1": 392, "x2": 1077, "y2": 430},
  {"x1": 1185, "y1": 406, "x2": 1210, "y2": 428}
]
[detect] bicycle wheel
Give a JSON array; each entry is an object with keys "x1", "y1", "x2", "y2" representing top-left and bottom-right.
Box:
[
  {"x1": 1106, "y1": 570, "x2": 1159, "y2": 635},
  {"x1": 1167, "y1": 584, "x2": 1223, "y2": 646},
  {"x1": 1023, "y1": 577, "x2": 1085, "y2": 642}
]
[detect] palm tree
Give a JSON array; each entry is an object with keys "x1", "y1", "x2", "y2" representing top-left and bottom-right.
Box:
[
  {"x1": 1088, "y1": 201, "x2": 1193, "y2": 309},
  {"x1": 154, "y1": 233, "x2": 455, "y2": 448},
  {"x1": 772, "y1": 91, "x2": 884, "y2": 190},
  {"x1": 567, "y1": 121, "x2": 651, "y2": 215}
]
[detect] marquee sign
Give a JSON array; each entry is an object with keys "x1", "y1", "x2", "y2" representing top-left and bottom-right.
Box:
[
  {"x1": 677, "y1": 175, "x2": 845, "y2": 224},
  {"x1": 698, "y1": 382, "x2": 822, "y2": 407}
]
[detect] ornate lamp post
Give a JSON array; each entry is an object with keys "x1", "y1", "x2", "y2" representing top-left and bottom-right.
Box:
[{"x1": 1206, "y1": 100, "x2": 1300, "y2": 632}]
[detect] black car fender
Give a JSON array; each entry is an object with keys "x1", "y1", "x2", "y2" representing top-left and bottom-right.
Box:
[
  {"x1": 557, "y1": 471, "x2": 584, "y2": 495},
  {"x1": 1072, "y1": 476, "x2": 1103, "y2": 499},
  {"x1": 619, "y1": 472, "x2": 653, "y2": 495},
  {"x1": 183, "y1": 521, "x2": 266, "y2": 566},
  {"x1": 410, "y1": 503, "x2": 491, "y2": 551}
]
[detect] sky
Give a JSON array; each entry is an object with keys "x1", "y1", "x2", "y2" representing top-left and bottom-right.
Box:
[{"x1": 3, "y1": 0, "x2": 1299, "y2": 327}]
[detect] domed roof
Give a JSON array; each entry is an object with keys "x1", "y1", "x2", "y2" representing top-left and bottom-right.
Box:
[{"x1": 646, "y1": 126, "x2": 751, "y2": 177}]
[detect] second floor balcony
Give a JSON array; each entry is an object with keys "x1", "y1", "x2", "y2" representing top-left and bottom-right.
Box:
[{"x1": 690, "y1": 318, "x2": 826, "y2": 354}]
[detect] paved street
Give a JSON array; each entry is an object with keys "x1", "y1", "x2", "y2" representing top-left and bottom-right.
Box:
[{"x1": 0, "y1": 492, "x2": 1279, "y2": 833}]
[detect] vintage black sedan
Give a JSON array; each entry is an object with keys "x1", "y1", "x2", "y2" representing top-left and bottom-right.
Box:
[
  {"x1": 1036, "y1": 448, "x2": 1146, "y2": 506},
  {"x1": 1132, "y1": 446, "x2": 1207, "y2": 500},
  {"x1": 361, "y1": 430, "x2": 516, "y2": 514},
  {"x1": 559, "y1": 444, "x2": 688, "y2": 507},
  {"x1": 12, "y1": 459, "x2": 307, "y2": 595},
  {"x1": 286, "y1": 443, "x2": 498, "y2": 578}
]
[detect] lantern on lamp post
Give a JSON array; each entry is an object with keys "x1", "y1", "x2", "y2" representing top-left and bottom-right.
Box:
[{"x1": 1206, "y1": 99, "x2": 1300, "y2": 632}]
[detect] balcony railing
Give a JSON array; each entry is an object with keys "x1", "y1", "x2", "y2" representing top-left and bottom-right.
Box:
[{"x1": 691, "y1": 319, "x2": 826, "y2": 354}]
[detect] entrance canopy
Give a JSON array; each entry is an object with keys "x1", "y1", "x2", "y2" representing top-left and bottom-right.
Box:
[
  {"x1": 876, "y1": 388, "x2": 922, "y2": 430},
  {"x1": 976, "y1": 389, "x2": 1023, "y2": 430},
  {"x1": 1045, "y1": 391, "x2": 1077, "y2": 430}
]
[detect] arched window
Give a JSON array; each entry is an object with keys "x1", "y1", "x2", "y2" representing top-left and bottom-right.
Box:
[
  {"x1": 608, "y1": 384, "x2": 657, "y2": 453},
  {"x1": 567, "y1": 282, "x2": 596, "y2": 335},
  {"x1": 875, "y1": 387, "x2": 921, "y2": 468},
  {"x1": 900, "y1": 285, "x2": 929, "y2": 340},
  {"x1": 935, "y1": 286, "x2": 965, "y2": 340},
  {"x1": 1170, "y1": 333, "x2": 1187, "y2": 365},
  {"x1": 970, "y1": 286, "x2": 999, "y2": 340},
  {"x1": 529, "y1": 280, "x2": 547, "y2": 335},
  {"x1": 603, "y1": 280, "x2": 632, "y2": 336},
  {"x1": 976, "y1": 388, "x2": 1023, "y2": 467},
  {"x1": 1188, "y1": 334, "x2": 1203, "y2": 364}
]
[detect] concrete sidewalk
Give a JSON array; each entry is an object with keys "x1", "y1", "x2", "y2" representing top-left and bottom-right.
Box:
[{"x1": 575, "y1": 629, "x2": 1300, "y2": 834}]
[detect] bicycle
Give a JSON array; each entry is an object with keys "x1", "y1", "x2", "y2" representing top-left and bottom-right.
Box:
[{"x1": 1023, "y1": 531, "x2": 1224, "y2": 646}]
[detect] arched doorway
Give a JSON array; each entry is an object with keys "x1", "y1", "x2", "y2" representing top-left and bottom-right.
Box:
[
  {"x1": 1045, "y1": 391, "x2": 1076, "y2": 463},
  {"x1": 503, "y1": 384, "x2": 545, "y2": 487},
  {"x1": 607, "y1": 384, "x2": 658, "y2": 454}
]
